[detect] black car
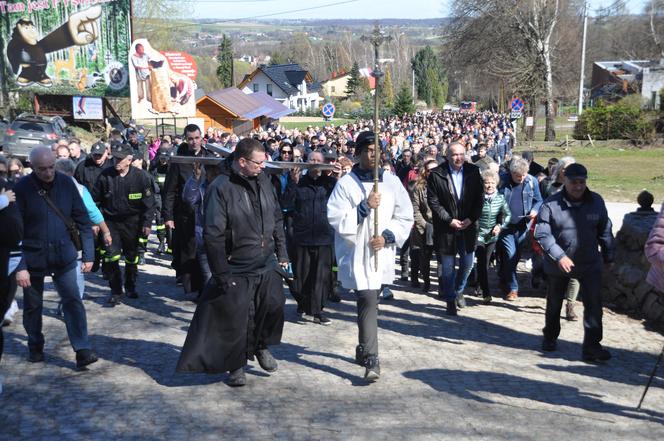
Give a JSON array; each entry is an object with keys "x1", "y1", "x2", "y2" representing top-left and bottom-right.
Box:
[{"x1": 1, "y1": 114, "x2": 71, "y2": 159}]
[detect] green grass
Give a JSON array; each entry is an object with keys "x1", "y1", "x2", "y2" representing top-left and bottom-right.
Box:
[
  {"x1": 516, "y1": 144, "x2": 664, "y2": 203},
  {"x1": 279, "y1": 118, "x2": 356, "y2": 131}
]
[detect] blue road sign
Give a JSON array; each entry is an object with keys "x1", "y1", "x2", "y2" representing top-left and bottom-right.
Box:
[
  {"x1": 322, "y1": 102, "x2": 335, "y2": 118},
  {"x1": 510, "y1": 97, "x2": 524, "y2": 112}
]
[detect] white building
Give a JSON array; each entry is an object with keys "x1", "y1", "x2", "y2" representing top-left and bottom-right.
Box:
[{"x1": 238, "y1": 63, "x2": 322, "y2": 113}]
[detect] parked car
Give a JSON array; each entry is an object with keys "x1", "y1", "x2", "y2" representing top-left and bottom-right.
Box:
[{"x1": 1, "y1": 114, "x2": 71, "y2": 160}]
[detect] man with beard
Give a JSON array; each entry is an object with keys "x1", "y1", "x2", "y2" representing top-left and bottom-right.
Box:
[
  {"x1": 176, "y1": 138, "x2": 289, "y2": 387},
  {"x1": 162, "y1": 124, "x2": 210, "y2": 298}
]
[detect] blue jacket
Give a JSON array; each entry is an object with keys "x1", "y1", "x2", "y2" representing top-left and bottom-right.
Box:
[
  {"x1": 499, "y1": 173, "x2": 542, "y2": 225},
  {"x1": 534, "y1": 188, "x2": 614, "y2": 276},
  {"x1": 15, "y1": 172, "x2": 94, "y2": 274}
]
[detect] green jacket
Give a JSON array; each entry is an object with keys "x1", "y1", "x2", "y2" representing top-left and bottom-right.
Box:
[{"x1": 477, "y1": 193, "x2": 511, "y2": 245}]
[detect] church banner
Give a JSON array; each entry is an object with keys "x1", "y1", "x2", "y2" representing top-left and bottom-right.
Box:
[{"x1": 0, "y1": 1, "x2": 132, "y2": 97}]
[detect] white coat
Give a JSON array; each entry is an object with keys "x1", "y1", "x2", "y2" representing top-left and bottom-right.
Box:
[{"x1": 327, "y1": 170, "x2": 414, "y2": 291}]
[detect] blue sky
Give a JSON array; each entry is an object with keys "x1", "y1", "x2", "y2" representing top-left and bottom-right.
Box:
[{"x1": 192, "y1": 0, "x2": 650, "y2": 20}]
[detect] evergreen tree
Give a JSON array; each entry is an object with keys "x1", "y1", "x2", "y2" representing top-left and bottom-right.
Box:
[
  {"x1": 216, "y1": 34, "x2": 234, "y2": 88},
  {"x1": 382, "y1": 69, "x2": 395, "y2": 109},
  {"x1": 393, "y1": 85, "x2": 416, "y2": 115},
  {"x1": 411, "y1": 46, "x2": 448, "y2": 107},
  {"x1": 345, "y1": 62, "x2": 362, "y2": 97}
]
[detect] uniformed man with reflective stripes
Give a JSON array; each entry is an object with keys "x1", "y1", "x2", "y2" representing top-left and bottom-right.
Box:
[
  {"x1": 92, "y1": 143, "x2": 156, "y2": 305},
  {"x1": 149, "y1": 144, "x2": 173, "y2": 254}
]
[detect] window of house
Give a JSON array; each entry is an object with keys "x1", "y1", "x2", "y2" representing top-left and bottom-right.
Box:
[
  {"x1": 267, "y1": 84, "x2": 273, "y2": 96},
  {"x1": 253, "y1": 83, "x2": 259, "y2": 93}
]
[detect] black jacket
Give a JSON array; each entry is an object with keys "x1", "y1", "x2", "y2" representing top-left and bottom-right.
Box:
[
  {"x1": 162, "y1": 143, "x2": 210, "y2": 222},
  {"x1": 0, "y1": 188, "x2": 22, "y2": 317},
  {"x1": 203, "y1": 163, "x2": 288, "y2": 280},
  {"x1": 426, "y1": 161, "x2": 484, "y2": 254},
  {"x1": 74, "y1": 156, "x2": 111, "y2": 194},
  {"x1": 283, "y1": 173, "x2": 336, "y2": 246},
  {"x1": 92, "y1": 166, "x2": 156, "y2": 228}
]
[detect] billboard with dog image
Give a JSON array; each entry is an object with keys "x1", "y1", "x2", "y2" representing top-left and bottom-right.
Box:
[
  {"x1": 129, "y1": 38, "x2": 198, "y2": 120},
  {"x1": 0, "y1": 2, "x2": 131, "y2": 96}
]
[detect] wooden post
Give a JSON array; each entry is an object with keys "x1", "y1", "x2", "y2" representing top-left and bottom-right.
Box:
[{"x1": 565, "y1": 135, "x2": 569, "y2": 150}]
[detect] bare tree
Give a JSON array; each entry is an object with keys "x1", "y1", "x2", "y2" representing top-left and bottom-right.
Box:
[
  {"x1": 649, "y1": 0, "x2": 664, "y2": 59},
  {"x1": 445, "y1": 0, "x2": 561, "y2": 140}
]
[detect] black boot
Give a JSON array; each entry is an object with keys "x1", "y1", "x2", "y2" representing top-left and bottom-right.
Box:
[
  {"x1": 410, "y1": 248, "x2": 421, "y2": 287},
  {"x1": 124, "y1": 264, "x2": 139, "y2": 298}
]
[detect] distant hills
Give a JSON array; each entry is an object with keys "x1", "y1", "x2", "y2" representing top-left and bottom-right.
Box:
[{"x1": 196, "y1": 18, "x2": 448, "y2": 27}]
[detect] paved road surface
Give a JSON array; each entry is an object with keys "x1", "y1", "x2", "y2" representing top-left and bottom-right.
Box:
[{"x1": 1, "y1": 226, "x2": 663, "y2": 440}]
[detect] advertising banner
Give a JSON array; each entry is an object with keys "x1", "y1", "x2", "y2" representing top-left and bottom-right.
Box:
[
  {"x1": 73, "y1": 96, "x2": 103, "y2": 120},
  {"x1": 0, "y1": 1, "x2": 131, "y2": 96},
  {"x1": 129, "y1": 39, "x2": 198, "y2": 120}
]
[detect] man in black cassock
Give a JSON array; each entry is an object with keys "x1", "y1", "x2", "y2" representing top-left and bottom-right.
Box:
[{"x1": 176, "y1": 138, "x2": 289, "y2": 387}]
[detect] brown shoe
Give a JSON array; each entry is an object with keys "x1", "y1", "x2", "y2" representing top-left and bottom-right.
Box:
[
  {"x1": 505, "y1": 291, "x2": 518, "y2": 301},
  {"x1": 565, "y1": 301, "x2": 578, "y2": 321}
]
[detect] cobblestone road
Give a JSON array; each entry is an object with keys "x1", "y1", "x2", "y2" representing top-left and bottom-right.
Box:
[{"x1": 1, "y1": 247, "x2": 663, "y2": 440}]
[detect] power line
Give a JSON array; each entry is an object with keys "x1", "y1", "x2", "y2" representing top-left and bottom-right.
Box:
[{"x1": 135, "y1": 0, "x2": 360, "y2": 31}]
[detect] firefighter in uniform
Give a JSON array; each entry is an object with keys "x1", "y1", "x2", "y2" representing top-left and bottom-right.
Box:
[
  {"x1": 149, "y1": 145, "x2": 173, "y2": 254},
  {"x1": 92, "y1": 143, "x2": 156, "y2": 305},
  {"x1": 74, "y1": 140, "x2": 112, "y2": 272},
  {"x1": 128, "y1": 135, "x2": 151, "y2": 264}
]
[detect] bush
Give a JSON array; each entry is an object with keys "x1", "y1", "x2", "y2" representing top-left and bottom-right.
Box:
[{"x1": 574, "y1": 97, "x2": 655, "y2": 143}]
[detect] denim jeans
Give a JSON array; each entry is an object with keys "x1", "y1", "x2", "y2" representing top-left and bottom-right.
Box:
[
  {"x1": 498, "y1": 222, "x2": 530, "y2": 292},
  {"x1": 438, "y1": 236, "x2": 475, "y2": 302},
  {"x1": 75, "y1": 259, "x2": 85, "y2": 299},
  {"x1": 22, "y1": 265, "x2": 91, "y2": 352}
]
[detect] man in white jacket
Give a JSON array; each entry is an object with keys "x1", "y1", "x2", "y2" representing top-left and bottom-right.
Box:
[{"x1": 327, "y1": 131, "x2": 413, "y2": 381}]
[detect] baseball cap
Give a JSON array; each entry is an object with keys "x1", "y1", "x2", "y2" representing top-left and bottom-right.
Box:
[
  {"x1": 111, "y1": 143, "x2": 134, "y2": 159},
  {"x1": 564, "y1": 163, "x2": 588, "y2": 180},
  {"x1": 90, "y1": 141, "x2": 106, "y2": 155}
]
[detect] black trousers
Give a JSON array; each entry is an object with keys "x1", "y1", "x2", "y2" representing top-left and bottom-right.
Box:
[
  {"x1": 104, "y1": 218, "x2": 141, "y2": 295},
  {"x1": 475, "y1": 242, "x2": 497, "y2": 297},
  {"x1": 293, "y1": 244, "x2": 333, "y2": 316},
  {"x1": 177, "y1": 269, "x2": 285, "y2": 373},
  {"x1": 0, "y1": 274, "x2": 11, "y2": 364},
  {"x1": 543, "y1": 270, "x2": 604, "y2": 350},
  {"x1": 173, "y1": 213, "x2": 202, "y2": 294}
]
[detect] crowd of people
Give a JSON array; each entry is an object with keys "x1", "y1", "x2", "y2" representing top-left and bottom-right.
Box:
[{"x1": 0, "y1": 109, "x2": 633, "y2": 389}]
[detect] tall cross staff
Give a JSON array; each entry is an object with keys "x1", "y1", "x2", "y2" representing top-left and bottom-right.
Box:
[{"x1": 361, "y1": 24, "x2": 391, "y2": 271}]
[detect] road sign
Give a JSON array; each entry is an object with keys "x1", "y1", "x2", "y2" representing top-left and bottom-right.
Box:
[
  {"x1": 322, "y1": 102, "x2": 335, "y2": 118},
  {"x1": 510, "y1": 97, "x2": 524, "y2": 112},
  {"x1": 510, "y1": 111, "x2": 523, "y2": 119},
  {"x1": 525, "y1": 116, "x2": 534, "y2": 127}
]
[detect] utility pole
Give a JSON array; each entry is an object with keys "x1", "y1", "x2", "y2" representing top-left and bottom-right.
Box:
[
  {"x1": 578, "y1": 0, "x2": 588, "y2": 115},
  {"x1": 412, "y1": 68, "x2": 415, "y2": 100}
]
